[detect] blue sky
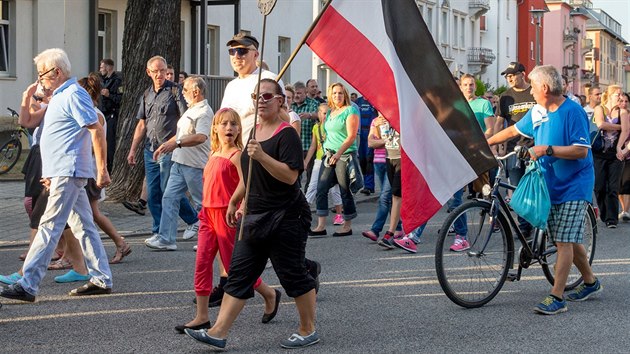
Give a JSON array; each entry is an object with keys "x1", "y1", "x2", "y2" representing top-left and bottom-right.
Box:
[{"x1": 593, "y1": 0, "x2": 630, "y2": 41}]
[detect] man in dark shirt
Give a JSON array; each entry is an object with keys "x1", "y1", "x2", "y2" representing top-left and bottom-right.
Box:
[
  {"x1": 292, "y1": 81, "x2": 320, "y2": 192},
  {"x1": 127, "y1": 55, "x2": 198, "y2": 241},
  {"x1": 354, "y1": 95, "x2": 378, "y2": 194},
  {"x1": 494, "y1": 61, "x2": 536, "y2": 235},
  {"x1": 99, "y1": 58, "x2": 123, "y2": 173}
]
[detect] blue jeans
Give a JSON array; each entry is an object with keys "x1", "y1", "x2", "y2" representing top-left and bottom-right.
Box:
[
  {"x1": 452, "y1": 188, "x2": 468, "y2": 237},
  {"x1": 316, "y1": 152, "x2": 357, "y2": 219},
  {"x1": 144, "y1": 148, "x2": 197, "y2": 234},
  {"x1": 158, "y1": 162, "x2": 203, "y2": 245},
  {"x1": 370, "y1": 162, "x2": 400, "y2": 234},
  {"x1": 20, "y1": 177, "x2": 112, "y2": 295},
  {"x1": 407, "y1": 223, "x2": 427, "y2": 243}
]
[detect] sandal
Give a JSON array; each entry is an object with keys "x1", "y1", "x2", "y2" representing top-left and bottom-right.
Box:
[
  {"x1": 18, "y1": 252, "x2": 27, "y2": 261},
  {"x1": 48, "y1": 258, "x2": 72, "y2": 270},
  {"x1": 109, "y1": 241, "x2": 132, "y2": 264},
  {"x1": 50, "y1": 250, "x2": 64, "y2": 262}
]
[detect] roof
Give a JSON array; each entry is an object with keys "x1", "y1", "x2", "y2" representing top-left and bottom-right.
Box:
[{"x1": 574, "y1": 7, "x2": 628, "y2": 44}]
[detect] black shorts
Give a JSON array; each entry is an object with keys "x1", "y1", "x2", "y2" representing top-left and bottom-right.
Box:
[
  {"x1": 85, "y1": 178, "x2": 102, "y2": 201},
  {"x1": 22, "y1": 145, "x2": 43, "y2": 198},
  {"x1": 621, "y1": 162, "x2": 630, "y2": 194},
  {"x1": 387, "y1": 158, "x2": 402, "y2": 197},
  {"x1": 224, "y1": 214, "x2": 316, "y2": 299},
  {"x1": 29, "y1": 189, "x2": 69, "y2": 230}
]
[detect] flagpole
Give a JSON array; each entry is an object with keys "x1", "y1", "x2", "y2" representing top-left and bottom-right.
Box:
[
  {"x1": 276, "y1": 0, "x2": 332, "y2": 81},
  {"x1": 238, "y1": 0, "x2": 276, "y2": 241}
]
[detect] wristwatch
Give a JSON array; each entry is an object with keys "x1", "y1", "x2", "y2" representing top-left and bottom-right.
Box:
[
  {"x1": 546, "y1": 145, "x2": 553, "y2": 156},
  {"x1": 176, "y1": 139, "x2": 182, "y2": 149}
]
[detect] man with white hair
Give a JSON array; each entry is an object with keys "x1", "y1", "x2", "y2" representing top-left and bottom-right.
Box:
[
  {"x1": 1, "y1": 48, "x2": 113, "y2": 302},
  {"x1": 488, "y1": 65, "x2": 601, "y2": 315}
]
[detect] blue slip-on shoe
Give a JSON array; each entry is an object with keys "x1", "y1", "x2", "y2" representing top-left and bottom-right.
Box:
[
  {"x1": 184, "y1": 328, "x2": 227, "y2": 350},
  {"x1": 54, "y1": 270, "x2": 91, "y2": 283},
  {"x1": 533, "y1": 295, "x2": 567, "y2": 315},
  {"x1": 280, "y1": 331, "x2": 320, "y2": 349},
  {"x1": 566, "y1": 279, "x2": 603, "y2": 302},
  {"x1": 0, "y1": 272, "x2": 22, "y2": 285}
]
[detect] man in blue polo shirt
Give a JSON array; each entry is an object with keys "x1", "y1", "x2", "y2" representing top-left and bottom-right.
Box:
[
  {"x1": 1, "y1": 48, "x2": 113, "y2": 303},
  {"x1": 488, "y1": 65, "x2": 601, "y2": 315}
]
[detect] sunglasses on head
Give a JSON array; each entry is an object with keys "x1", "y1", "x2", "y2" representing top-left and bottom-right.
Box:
[
  {"x1": 228, "y1": 48, "x2": 251, "y2": 56},
  {"x1": 251, "y1": 92, "x2": 281, "y2": 103}
]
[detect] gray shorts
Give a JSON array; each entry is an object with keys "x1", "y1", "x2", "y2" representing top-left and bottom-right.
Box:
[{"x1": 547, "y1": 200, "x2": 587, "y2": 244}]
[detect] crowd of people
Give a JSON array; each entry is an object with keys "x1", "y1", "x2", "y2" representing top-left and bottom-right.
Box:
[{"x1": 0, "y1": 31, "x2": 617, "y2": 340}]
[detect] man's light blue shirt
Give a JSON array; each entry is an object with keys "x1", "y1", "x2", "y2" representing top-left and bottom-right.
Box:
[{"x1": 40, "y1": 77, "x2": 98, "y2": 178}]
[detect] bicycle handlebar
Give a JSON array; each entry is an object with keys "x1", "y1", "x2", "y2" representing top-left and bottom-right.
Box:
[
  {"x1": 7, "y1": 107, "x2": 19, "y2": 117},
  {"x1": 495, "y1": 151, "x2": 517, "y2": 161}
]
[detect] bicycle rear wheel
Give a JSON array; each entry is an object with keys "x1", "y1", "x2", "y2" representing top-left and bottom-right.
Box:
[
  {"x1": 0, "y1": 138, "x2": 22, "y2": 175},
  {"x1": 541, "y1": 203, "x2": 597, "y2": 290},
  {"x1": 435, "y1": 200, "x2": 514, "y2": 308}
]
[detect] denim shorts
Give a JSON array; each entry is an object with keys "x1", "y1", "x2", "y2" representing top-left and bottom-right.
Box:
[{"x1": 547, "y1": 200, "x2": 587, "y2": 243}]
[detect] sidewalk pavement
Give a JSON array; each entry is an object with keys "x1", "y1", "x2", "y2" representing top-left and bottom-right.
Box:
[{"x1": 0, "y1": 180, "x2": 378, "y2": 247}]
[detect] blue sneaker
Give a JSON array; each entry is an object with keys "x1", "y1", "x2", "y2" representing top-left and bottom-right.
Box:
[
  {"x1": 534, "y1": 295, "x2": 568, "y2": 315},
  {"x1": 280, "y1": 331, "x2": 320, "y2": 349},
  {"x1": 184, "y1": 328, "x2": 227, "y2": 349},
  {"x1": 54, "y1": 270, "x2": 91, "y2": 283},
  {"x1": 0, "y1": 272, "x2": 22, "y2": 285},
  {"x1": 566, "y1": 279, "x2": 603, "y2": 302}
]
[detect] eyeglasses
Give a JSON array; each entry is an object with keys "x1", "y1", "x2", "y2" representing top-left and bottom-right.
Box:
[
  {"x1": 148, "y1": 68, "x2": 166, "y2": 75},
  {"x1": 38, "y1": 67, "x2": 56, "y2": 80},
  {"x1": 251, "y1": 92, "x2": 282, "y2": 103},
  {"x1": 228, "y1": 48, "x2": 251, "y2": 56}
]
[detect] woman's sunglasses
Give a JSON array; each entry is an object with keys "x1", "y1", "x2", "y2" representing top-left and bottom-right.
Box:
[{"x1": 251, "y1": 92, "x2": 282, "y2": 103}]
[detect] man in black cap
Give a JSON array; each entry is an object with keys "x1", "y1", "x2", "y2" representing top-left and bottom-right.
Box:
[{"x1": 494, "y1": 61, "x2": 536, "y2": 236}]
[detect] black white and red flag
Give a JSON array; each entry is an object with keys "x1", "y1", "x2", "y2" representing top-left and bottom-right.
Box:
[{"x1": 306, "y1": 0, "x2": 496, "y2": 231}]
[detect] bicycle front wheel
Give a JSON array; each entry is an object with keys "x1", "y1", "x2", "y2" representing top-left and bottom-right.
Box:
[
  {"x1": 541, "y1": 203, "x2": 597, "y2": 290},
  {"x1": 435, "y1": 200, "x2": 514, "y2": 308},
  {"x1": 0, "y1": 138, "x2": 22, "y2": 175}
]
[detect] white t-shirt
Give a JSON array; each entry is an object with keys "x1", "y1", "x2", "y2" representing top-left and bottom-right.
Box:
[
  {"x1": 172, "y1": 99, "x2": 213, "y2": 169},
  {"x1": 288, "y1": 110, "x2": 301, "y2": 125},
  {"x1": 220, "y1": 68, "x2": 284, "y2": 146}
]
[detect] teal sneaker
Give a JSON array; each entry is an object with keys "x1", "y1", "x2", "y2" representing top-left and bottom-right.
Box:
[
  {"x1": 534, "y1": 295, "x2": 568, "y2": 315},
  {"x1": 566, "y1": 279, "x2": 603, "y2": 302},
  {"x1": 0, "y1": 272, "x2": 22, "y2": 285}
]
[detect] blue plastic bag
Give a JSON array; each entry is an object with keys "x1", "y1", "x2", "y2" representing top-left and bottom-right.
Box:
[{"x1": 509, "y1": 160, "x2": 551, "y2": 230}]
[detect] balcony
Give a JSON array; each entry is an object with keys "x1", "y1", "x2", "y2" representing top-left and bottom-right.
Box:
[
  {"x1": 581, "y1": 38, "x2": 593, "y2": 55},
  {"x1": 580, "y1": 69, "x2": 595, "y2": 82},
  {"x1": 467, "y1": 47, "x2": 495, "y2": 75},
  {"x1": 469, "y1": 0, "x2": 490, "y2": 19},
  {"x1": 563, "y1": 29, "x2": 579, "y2": 49}
]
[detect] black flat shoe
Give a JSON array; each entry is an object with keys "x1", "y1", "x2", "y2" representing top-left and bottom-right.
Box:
[
  {"x1": 308, "y1": 229, "x2": 327, "y2": 236},
  {"x1": 262, "y1": 289, "x2": 282, "y2": 323},
  {"x1": 0, "y1": 283, "x2": 35, "y2": 302},
  {"x1": 175, "y1": 321, "x2": 211, "y2": 334},
  {"x1": 332, "y1": 229, "x2": 352, "y2": 237},
  {"x1": 68, "y1": 282, "x2": 112, "y2": 296}
]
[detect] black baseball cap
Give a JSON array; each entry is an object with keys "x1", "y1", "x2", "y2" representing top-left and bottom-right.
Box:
[
  {"x1": 226, "y1": 33, "x2": 259, "y2": 49},
  {"x1": 501, "y1": 62, "x2": 526, "y2": 76}
]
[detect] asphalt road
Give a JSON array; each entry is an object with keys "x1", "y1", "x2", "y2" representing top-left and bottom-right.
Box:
[{"x1": 0, "y1": 201, "x2": 628, "y2": 353}]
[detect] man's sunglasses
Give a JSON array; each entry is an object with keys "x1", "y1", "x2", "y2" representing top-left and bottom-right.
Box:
[
  {"x1": 38, "y1": 67, "x2": 56, "y2": 80},
  {"x1": 228, "y1": 48, "x2": 251, "y2": 56},
  {"x1": 251, "y1": 92, "x2": 282, "y2": 103}
]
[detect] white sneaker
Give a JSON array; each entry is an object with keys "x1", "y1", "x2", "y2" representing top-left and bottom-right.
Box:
[
  {"x1": 144, "y1": 234, "x2": 159, "y2": 244},
  {"x1": 620, "y1": 211, "x2": 630, "y2": 222},
  {"x1": 145, "y1": 237, "x2": 177, "y2": 251},
  {"x1": 183, "y1": 221, "x2": 199, "y2": 240},
  {"x1": 193, "y1": 244, "x2": 198, "y2": 251}
]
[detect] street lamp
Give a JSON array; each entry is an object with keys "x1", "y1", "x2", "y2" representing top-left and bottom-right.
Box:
[{"x1": 530, "y1": 8, "x2": 549, "y2": 66}]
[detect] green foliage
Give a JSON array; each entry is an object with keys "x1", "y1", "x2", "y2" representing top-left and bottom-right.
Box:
[{"x1": 475, "y1": 79, "x2": 487, "y2": 97}]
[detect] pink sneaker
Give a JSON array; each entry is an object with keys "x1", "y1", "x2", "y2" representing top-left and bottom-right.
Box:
[
  {"x1": 394, "y1": 237, "x2": 417, "y2": 253},
  {"x1": 393, "y1": 230, "x2": 404, "y2": 239},
  {"x1": 333, "y1": 214, "x2": 344, "y2": 225},
  {"x1": 361, "y1": 230, "x2": 378, "y2": 242},
  {"x1": 449, "y1": 236, "x2": 470, "y2": 252}
]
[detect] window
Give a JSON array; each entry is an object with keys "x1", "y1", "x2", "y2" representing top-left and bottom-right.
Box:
[
  {"x1": 460, "y1": 17, "x2": 465, "y2": 48},
  {"x1": 506, "y1": 1, "x2": 510, "y2": 20},
  {"x1": 1, "y1": 0, "x2": 11, "y2": 74},
  {"x1": 530, "y1": 41, "x2": 534, "y2": 60},
  {"x1": 180, "y1": 20, "x2": 185, "y2": 71},
  {"x1": 440, "y1": 10, "x2": 448, "y2": 44},
  {"x1": 426, "y1": 6, "x2": 434, "y2": 34},
  {"x1": 506, "y1": 37, "x2": 510, "y2": 58},
  {"x1": 97, "y1": 11, "x2": 114, "y2": 62},
  {"x1": 453, "y1": 15, "x2": 458, "y2": 49},
  {"x1": 278, "y1": 36, "x2": 291, "y2": 83},
  {"x1": 207, "y1": 25, "x2": 219, "y2": 75}
]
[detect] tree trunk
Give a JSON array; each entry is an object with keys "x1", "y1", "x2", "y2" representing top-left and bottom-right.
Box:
[{"x1": 107, "y1": 0, "x2": 182, "y2": 201}]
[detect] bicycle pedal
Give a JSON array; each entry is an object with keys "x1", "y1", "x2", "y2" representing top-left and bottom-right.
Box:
[{"x1": 506, "y1": 271, "x2": 519, "y2": 282}]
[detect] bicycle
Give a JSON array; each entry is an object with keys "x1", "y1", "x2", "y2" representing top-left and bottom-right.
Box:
[
  {"x1": 0, "y1": 107, "x2": 30, "y2": 175},
  {"x1": 434, "y1": 150, "x2": 597, "y2": 308}
]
